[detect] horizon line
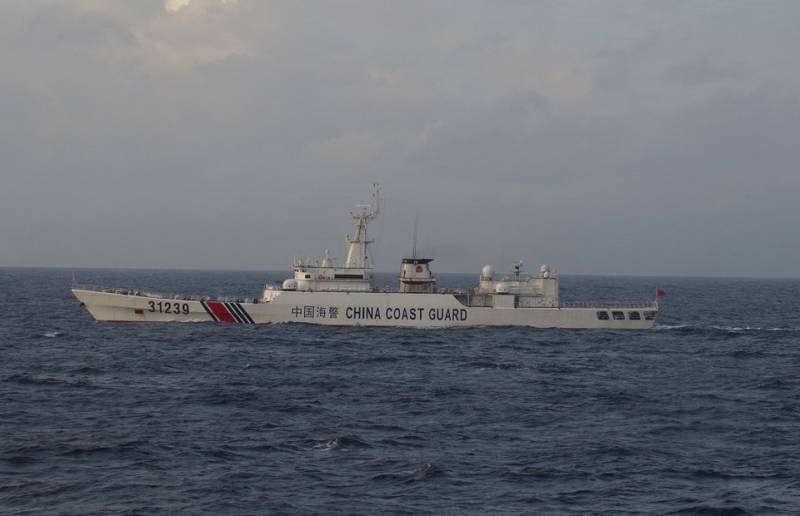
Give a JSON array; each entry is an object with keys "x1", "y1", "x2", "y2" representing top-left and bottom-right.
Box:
[{"x1": 1, "y1": 264, "x2": 798, "y2": 281}]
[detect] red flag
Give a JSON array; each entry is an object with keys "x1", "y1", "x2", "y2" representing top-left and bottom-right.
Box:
[{"x1": 656, "y1": 288, "x2": 667, "y2": 297}]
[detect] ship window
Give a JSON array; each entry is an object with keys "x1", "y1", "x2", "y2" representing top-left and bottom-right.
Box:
[
  {"x1": 612, "y1": 311, "x2": 625, "y2": 320},
  {"x1": 305, "y1": 274, "x2": 311, "y2": 279},
  {"x1": 644, "y1": 311, "x2": 656, "y2": 320},
  {"x1": 596, "y1": 311, "x2": 609, "y2": 320},
  {"x1": 628, "y1": 311, "x2": 641, "y2": 320}
]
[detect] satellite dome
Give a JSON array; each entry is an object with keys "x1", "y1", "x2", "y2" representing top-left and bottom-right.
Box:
[
  {"x1": 282, "y1": 279, "x2": 298, "y2": 290},
  {"x1": 481, "y1": 265, "x2": 494, "y2": 280}
]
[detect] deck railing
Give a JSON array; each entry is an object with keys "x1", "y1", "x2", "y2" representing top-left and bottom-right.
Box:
[
  {"x1": 71, "y1": 284, "x2": 258, "y2": 304},
  {"x1": 560, "y1": 301, "x2": 658, "y2": 309}
]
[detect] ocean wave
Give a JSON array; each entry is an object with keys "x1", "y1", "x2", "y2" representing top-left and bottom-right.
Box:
[
  {"x1": 3, "y1": 374, "x2": 104, "y2": 390},
  {"x1": 654, "y1": 324, "x2": 800, "y2": 333},
  {"x1": 3, "y1": 455, "x2": 36, "y2": 466},
  {"x1": 653, "y1": 324, "x2": 692, "y2": 330},
  {"x1": 412, "y1": 462, "x2": 444, "y2": 481},
  {"x1": 318, "y1": 435, "x2": 371, "y2": 451},
  {"x1": 710, "y1": 325, "x2": 763, "y2": 332},
  {"x1": 502, "y1": 466, "x2": 592, "y2": 480},
  {"x1": 668, "y1": 506, "x2": 751, "y2": 515},
  {"x1": 462, "y1": 360, "x2": 528, "y2": 370},
  {"x1": 370, "y1": 462, "x2": 444, "y2": 483}
]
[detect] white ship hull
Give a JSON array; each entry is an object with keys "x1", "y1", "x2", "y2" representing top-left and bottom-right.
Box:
[{"x1": 72, "y1": 288, "x2": 657, "y2": 330}]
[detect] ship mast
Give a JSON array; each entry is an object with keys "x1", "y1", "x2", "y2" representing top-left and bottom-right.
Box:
[
  {"x1": 344, "y1": 183, "x2": 382, "y2": 269},
  {"x1": 412, "y1": 214, "x2": 418, "y2": 260}
]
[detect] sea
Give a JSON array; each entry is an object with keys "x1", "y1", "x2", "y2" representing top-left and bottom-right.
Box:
[{"x1": 1, "y1": 267, "x2": 799, "y2": 515}]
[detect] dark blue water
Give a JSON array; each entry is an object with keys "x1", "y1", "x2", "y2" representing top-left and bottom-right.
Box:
[{"x1": 2, "y1": 268, "x2": 799, "y2": 515}]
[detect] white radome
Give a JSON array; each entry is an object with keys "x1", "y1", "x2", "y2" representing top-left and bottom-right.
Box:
[{"x1": 72, "y1": 185, "x2": 659, "y2": 329}]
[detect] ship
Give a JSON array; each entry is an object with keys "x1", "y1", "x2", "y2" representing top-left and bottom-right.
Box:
[{"x1": 73, "y1": 185, "x2": 660, "y2": 329}]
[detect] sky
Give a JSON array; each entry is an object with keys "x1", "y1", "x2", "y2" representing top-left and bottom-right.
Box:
[{"x1": 1, "y1": 0, "x2": 799, "y2": 277}]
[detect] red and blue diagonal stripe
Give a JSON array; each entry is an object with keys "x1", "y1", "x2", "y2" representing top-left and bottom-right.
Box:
[{"x1": 201, "y1": 300, "x2": 254, "y2": 324}]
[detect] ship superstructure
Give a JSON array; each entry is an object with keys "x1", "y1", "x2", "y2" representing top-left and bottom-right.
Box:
[
  {"x1": 73, "y1": 185, "x2": 660, "y2": 329},
  {"x1": 266, "y1": 184, "x2": 382, "y2": 297}
]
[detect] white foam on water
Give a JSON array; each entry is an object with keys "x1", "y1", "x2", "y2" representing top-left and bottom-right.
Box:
[
  {"x1": 709, "y1": 325, "x2": 800, "y2": 333},
  {"x1": 652, "y1": 324, "x2": 799, "y2": 333},
  {"x1": 710, "y1": 325, "x2": 758, "y2": 332},
  {"x1": 652, "y1": 324, "x2": 690, "y2": 331}
]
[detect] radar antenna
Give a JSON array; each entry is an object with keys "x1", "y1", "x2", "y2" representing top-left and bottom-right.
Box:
[{"x1": 513, "y1": 260, "x2": 523, "y2": 281}]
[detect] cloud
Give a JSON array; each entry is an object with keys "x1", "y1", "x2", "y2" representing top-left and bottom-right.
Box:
[
  {"x1": 165, "y1": 0, "x2": 238, "y2": 13},
  {"x1": 1, "y1": 1, "x2": 799, "y2": 276},
  {"x1": 664, "y1": 57, "x2": 744, "y2": 86},
  {"x1": 165, "y1": 0, "x2": 192, "y2": 12}
]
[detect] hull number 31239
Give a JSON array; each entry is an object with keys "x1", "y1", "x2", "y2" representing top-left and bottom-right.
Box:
[{"x1": 148, "y1": 300, "x2": 190, "y2": 315}]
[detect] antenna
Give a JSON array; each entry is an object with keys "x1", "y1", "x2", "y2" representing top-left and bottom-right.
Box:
[
  {"x1": 412, "y1": 214, "x2": 418, "y2": 259},
  {"x1": 371, "y1": 182, "x2": 382, "y2": 218}
]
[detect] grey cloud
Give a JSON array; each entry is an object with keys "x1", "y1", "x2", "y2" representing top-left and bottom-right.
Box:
[
  {"x1": 664, "y1": 58, "x2": 745, "y2": 86},
  {"x1": 1, "y1": 1, "x2": 799, "y2": 277}
]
